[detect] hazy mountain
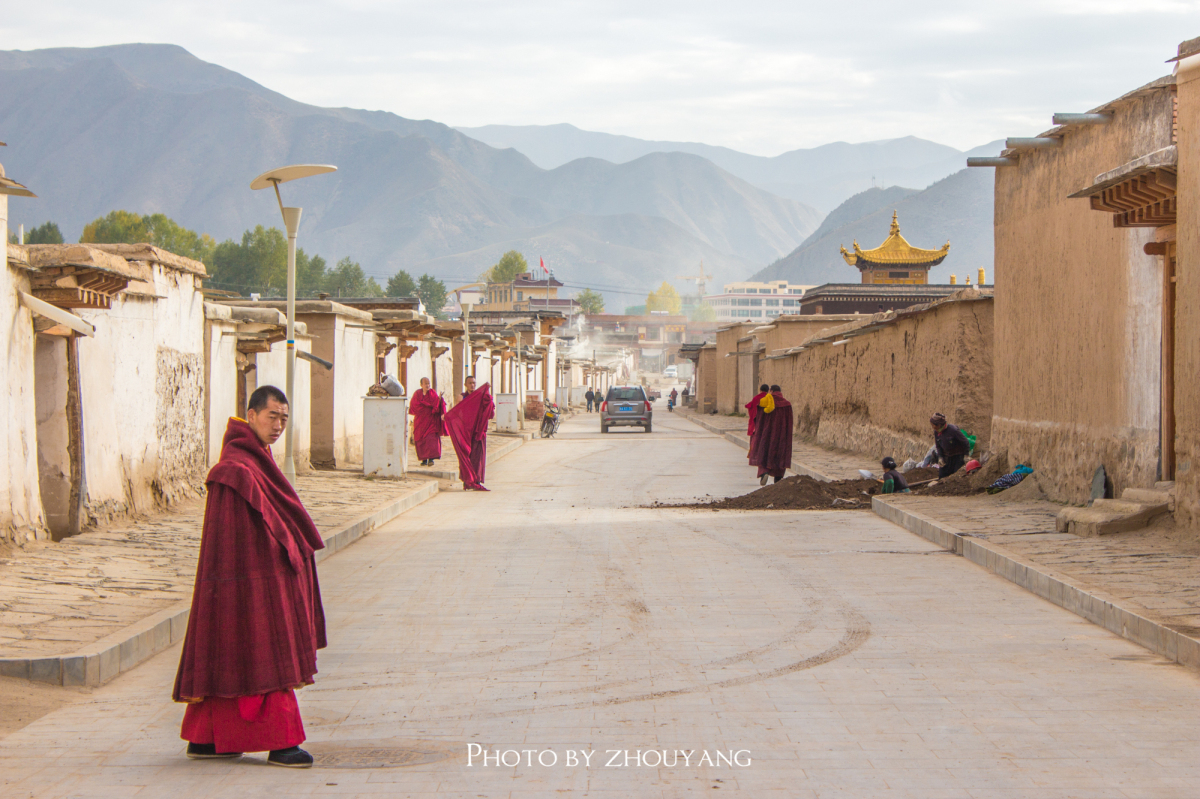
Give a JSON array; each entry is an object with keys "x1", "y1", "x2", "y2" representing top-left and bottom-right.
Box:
[
  {"x1": 0, "y1": 44, "x2": 819, "y2": 304},
  {"x1": 458, "y1": 122, "x2": 1004, "y2": 212},
  {"x1": 752, "y1": 168, "x2": 995, "y2": 286}
]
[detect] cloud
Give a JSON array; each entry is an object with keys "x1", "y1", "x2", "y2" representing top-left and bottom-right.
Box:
[{"x1": 3, "y1": 0, "x2": 1197, "y2": 153}]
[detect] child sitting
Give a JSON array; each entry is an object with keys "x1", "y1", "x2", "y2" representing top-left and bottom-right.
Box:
[{"x1": 881, "y1": 456, "x2": 911, "y2": 494}]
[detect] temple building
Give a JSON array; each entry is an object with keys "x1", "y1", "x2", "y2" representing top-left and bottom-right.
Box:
[{"x1": 839, "y1": 212, "x2": 950, "y2": 284}]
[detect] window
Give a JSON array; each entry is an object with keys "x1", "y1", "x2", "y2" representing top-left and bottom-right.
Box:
[
  {"x1": 749, "y1": 299, "x2": 762, "y2": 306},
  {"x1": 889, "y1": 272, "x2": 909, "y2": 279},
  {"x1": 744, "y1": 288, "x2": 757, "y2": 294},
  {"x1": 782, "y1": 299, "x2": 798, "y2": 307},
  {"x1": 607, "y1": 387, "x2": 646, "y2": 401},
  {"x1": 790, "y1": 289, "x2": 804, "y2": 294},
  {"x1": 517, "y1": 291, "x2": 523, "y2": 301},
  {"x1": 765, "y1": 299, "x2": 779, "y2": 307}
]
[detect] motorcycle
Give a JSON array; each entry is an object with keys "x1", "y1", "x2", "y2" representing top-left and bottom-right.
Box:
[
  {"x1": 667, "y1": 394, "x2": 676, "y2": 412},
  {"x1": 541, "y1": 402, "x2": 562, "y2": 438}
]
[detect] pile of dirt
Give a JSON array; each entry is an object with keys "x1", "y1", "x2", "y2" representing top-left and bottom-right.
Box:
[
  {"x1": 902, "y1": 466, "x2": 940, "y2": 483},
  {"x1": 671, "y1": 474, "x2": 882, "y2": 511},
  {"x1": 913, "y1": 454, "x2": 1008, "y2": 497}
]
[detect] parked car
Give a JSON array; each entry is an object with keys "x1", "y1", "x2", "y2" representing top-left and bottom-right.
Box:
[
  {"x1": 663, "y1": 365, "x2": 678, "y2": 378},
  {"x1": 601, "y1": 386, "x2": 653, "y2": 433}
]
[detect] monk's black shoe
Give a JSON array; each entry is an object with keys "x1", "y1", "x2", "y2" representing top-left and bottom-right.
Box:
[
  {"x1": 268, "y1": 746, "x2": 314, "y2": 768},
  {"x1": 186, "y1": 742, "x2": 242, "y2": 759}
]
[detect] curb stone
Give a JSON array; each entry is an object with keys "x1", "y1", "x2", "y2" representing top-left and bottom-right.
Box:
[
  {"x1": 0, "y1": 478, "x2": 444, "y2": 687},
  {"x1": 873, "y1": 495, "x2": 1200, "y2": 671}
]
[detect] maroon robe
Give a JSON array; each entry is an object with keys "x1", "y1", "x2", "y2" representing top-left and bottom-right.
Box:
[
  {"x1": 748, "y1": 393, "x2": 793, "y2": 480},
  {"x1": 744, "y1": 391, "x2": 767, "y2": 438},
  {"x1": 444, "y1": 384, "x2": 496, "y2": 490},
  {"x1": 174, "y1": 419, "x2": 326, "y2": 707},
  {"x1": 409, "y1": 388, "x2": 448, "y2": 461}
]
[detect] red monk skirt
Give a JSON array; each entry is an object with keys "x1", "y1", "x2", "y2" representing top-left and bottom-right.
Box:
[
  {"x1": 409, "y1": 388, "x2": 448, "y2": 461},
  {"x1": 181, "y1": 690, "x2": 305, "y2": 752}
]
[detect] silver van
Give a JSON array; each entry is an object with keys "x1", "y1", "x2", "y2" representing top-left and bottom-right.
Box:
[{"x1": 600, "y1": 386, "x2": 653, "y2": 433}]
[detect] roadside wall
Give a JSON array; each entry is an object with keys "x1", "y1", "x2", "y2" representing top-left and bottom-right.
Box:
[
  {"x1": 254, "y1": 335, "x2": 314, "y2": 472},
  {"x1": 760, "y1": 315, "x2": 862, "y2": 354},
  {"x1": 993, "y1": 81, "x2": 1174, "y2": 504},
  {"x1": 75, "y1": 263, "x2": 207, "y2": 525},
  {"x1": 0, "y1": 184, "x2": 45, "y2": 544},
  {"x1": 1175, "y1": 55, "x2": 1200, "y2": 527},
  {"x1": 759, "y1": 294, "x2": 994, "y2": 462},
  {"x1": 203, "y1": 305, "x2": 238, "y2": 468},
  {"x1": 302, "y1": 304, "x2": 377, "y2": 467},
  {"x1": 715, "y1": 323, "x2": 754, "y2": 414},
  {"x1": 695, "y1": 345, "x2": 717, "y2": 412}
]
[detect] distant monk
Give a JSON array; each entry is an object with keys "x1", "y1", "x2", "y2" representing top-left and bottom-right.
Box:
[
  {"x1": 409, "y1": 377, "x2": 448, "y2": 467},
  {"x1": 744, "y1": 383, "x2": 770, "y2": 440},
  {"x1": 748, "y1": 384, "x2": 793, "y2": 486},
  {"x1": 174, "y1": 385, "x2": 325, "y2": 768},
  {"x1": 445, "y1": 377, "x2": 496, "y2": 491}
]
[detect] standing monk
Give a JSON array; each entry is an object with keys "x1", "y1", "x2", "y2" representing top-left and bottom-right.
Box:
[
  {"x1": 445, "y1": 376, "x2": 496, "y2": 491},
  {"x1": 409, "y1": 377, "x2": 448, "y2": 467},
  {"x1": 744, "y1": 383, "x2": 770, "y2": 440},
  {"x1": 748, "y1": 384, "x2": 793, "y2": 486},
  {"x1": 174, "y1": 386, "x2": 325, "y2": 768}
]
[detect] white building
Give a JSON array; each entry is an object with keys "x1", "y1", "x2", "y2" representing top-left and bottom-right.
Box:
[{"x1": 704, "y1": 280, "x2": 813, "y2": 322}]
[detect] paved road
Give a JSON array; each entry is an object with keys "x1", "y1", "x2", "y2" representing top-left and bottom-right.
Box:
[{"x1": 2, "y1": 409, "x2": 1199, "y2": 798}]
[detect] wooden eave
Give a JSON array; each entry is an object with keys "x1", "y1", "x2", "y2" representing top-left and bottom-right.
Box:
[{"x1": 1069, "y1": 146, "x2": 1178, "y2": 227}]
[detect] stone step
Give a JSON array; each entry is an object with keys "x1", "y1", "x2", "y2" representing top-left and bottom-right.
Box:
[
  {"x1": 1055, "y1": 498, "x2": 1170, "y2": 537},
  {"x1": 1123, "y1": 487, "x2": 1175, "y2": 511}
]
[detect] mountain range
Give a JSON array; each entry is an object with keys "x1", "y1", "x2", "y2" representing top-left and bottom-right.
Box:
[
  {"x1": 457, "y1": 123, "x2": 1003, "y2": 212},
  {"x1": 0, "y1": 44, "x2": 824, "y2": 305},
  {"x1": 752, "y1": 167, "x2": 995, "y2": 286}
]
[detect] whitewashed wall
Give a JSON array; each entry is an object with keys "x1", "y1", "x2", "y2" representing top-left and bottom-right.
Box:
[
  {"x1": 75, "y1": 264, "x2": 206, "y2": 525},
  {"x1": 255, "y1": 335, "x2": 313, "y2": 471},
  {"x1": 0, "y1": 186, "x2": 45, "y2": 543},
  {"x1": 204, "y1": 306, "x2": 238, "y2": 469}
]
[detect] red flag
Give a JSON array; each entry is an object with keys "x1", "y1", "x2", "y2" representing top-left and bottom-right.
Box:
[{"x1": 539, "y1": 257, "x2": 549, "y2": 275}]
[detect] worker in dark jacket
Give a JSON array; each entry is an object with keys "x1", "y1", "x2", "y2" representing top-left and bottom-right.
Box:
[
  {"x1": 880, "y1": 457, "x2": 910, "y2": 494},
  {"x1": 930, "y1": 412, "x2": 970, "y2": 478}
]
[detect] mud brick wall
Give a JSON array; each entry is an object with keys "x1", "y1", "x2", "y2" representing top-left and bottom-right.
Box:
[
  {"x1": 1175, "y1": 58, "x2": 1200, "y2": 529},
  {"x1": 993, "y1": 81, "x2": 1175, "y2": 505},
  {"x1": 759, "y1": 297, "x2": 993, "y2": 463}
]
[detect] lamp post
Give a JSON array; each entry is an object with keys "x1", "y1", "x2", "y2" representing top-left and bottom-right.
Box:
[{"x1": 250, "y1": 164, "x2": 337, "y2": 484}]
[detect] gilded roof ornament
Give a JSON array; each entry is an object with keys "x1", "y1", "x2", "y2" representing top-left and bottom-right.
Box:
[{"x1": 840, "y1": 211, "x2": 950, "y2": 268}]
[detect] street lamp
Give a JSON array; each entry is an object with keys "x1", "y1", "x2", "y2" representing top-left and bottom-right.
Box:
[{"x1": 250, "y1": 163, "x2": 337, "y2": 484}]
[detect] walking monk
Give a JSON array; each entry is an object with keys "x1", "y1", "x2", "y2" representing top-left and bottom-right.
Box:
[
  {"x1": 174, "y1": 386, "x2": 325, "y2": 768},
  {"x1": 445, "y1": 376, "x2": 496, "y2": 491},
  {"x1": 748, "y1": 384, "x2": 793, "y2": 486},
  {"x1": 409, "y1": 377, "x2": 448, "y2": 467}
]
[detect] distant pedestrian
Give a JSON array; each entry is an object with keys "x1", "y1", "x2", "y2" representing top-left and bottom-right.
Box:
[
  {"x1": 749, "y1": 385, "x2": 793, "y2": 486},
  {"x1": 409, "y1": 377, "x2": 448, "y2": 467},
  {"x1": 585, "y1": 388, "x2": 596, "y2": 412},
  {"x1": 930, "y1": 412, "x2": 970, "y2": 478},
  {"x1": 744, "y1": 383, "x2": 770, "y2": 459},
  {"x1": 173, "y1": 386, "x2": 324, "y2": 768},
  {"x1": 446, "y1": 378, "x2": 496, "y2": 491},
  {"x1": 880, "y1": 456, "x2": 910, "y2": 494}
]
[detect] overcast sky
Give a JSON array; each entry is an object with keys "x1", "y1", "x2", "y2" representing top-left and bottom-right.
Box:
[{"x1": 4, "y1": 1, "x2": 1197, "y2": 154}]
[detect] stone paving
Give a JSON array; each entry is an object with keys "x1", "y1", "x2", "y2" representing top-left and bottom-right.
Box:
[
  {"x1": 1, "y1": 412, "x2": 1198, "y2": 797},
  {"x1": 0, "y1": 472, "x2": 433, "y2": 659}
]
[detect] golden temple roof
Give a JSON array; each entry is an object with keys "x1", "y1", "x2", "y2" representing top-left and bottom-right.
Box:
[{"x1": 840, "y1": 212, "x2": 950, "y2": 268}]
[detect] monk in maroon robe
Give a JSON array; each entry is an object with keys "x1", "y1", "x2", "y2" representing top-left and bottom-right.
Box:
[
  {"x1": 174, "y1": 386, "x2": 325, "y2": 768},
  {"x1": 748, "y1": 385, "x2": 793, "y2": 486},
  {"x1": 409, "y1": 377, "x2": 448, "y2": 467},
  {"x1": 445, "y1": 377, "x2": 496, "y2": 491}
]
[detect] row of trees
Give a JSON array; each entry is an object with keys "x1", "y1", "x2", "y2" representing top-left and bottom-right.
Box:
[{"x1": 16, "y1": 210, "x2": 450, "y2": 316}]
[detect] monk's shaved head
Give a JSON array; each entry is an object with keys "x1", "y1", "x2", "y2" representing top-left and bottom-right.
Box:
[{"x1": 246, "y1": 385, "x2": 289, "y2": 447}]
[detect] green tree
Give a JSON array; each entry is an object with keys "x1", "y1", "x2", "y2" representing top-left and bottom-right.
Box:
[
  {"x1": 417, "y1": 274, "x2": 449, "y2": 318},
  {"x1": 690, "y1": 302, "x2": 716, "y2": 322},
  {"x1": 295, "y1": 249, "x2": 327, "y2": 296},
  {"x1": 483, "y1": 250, "x2": 528, "y2": 283},
  {"x1": 210, "y1": 226, "x2": 286, "y2": 294},
  {"x1": 386, "y1": 269, "x2": 417, "y2": 297},
  {"x1": 80, "y1": 210, "x2": 215, "y2": 265},
  {"x1": 25, "y1": 221, "x2": 65, "y2": 244},
  {"x1": 575, "y1": 288, "x2": 605, "y2": 314},
  {"x1": 646, "y1": 282, "x2": 682, "y2": 315},
  {"x1": 325, "y1": 257, "x2": 383, "y2": 298}
]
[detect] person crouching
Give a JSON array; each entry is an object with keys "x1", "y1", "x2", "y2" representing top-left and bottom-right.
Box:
[{"x1": 880, "y1": 456, "x2": 910, "y2": 494}]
